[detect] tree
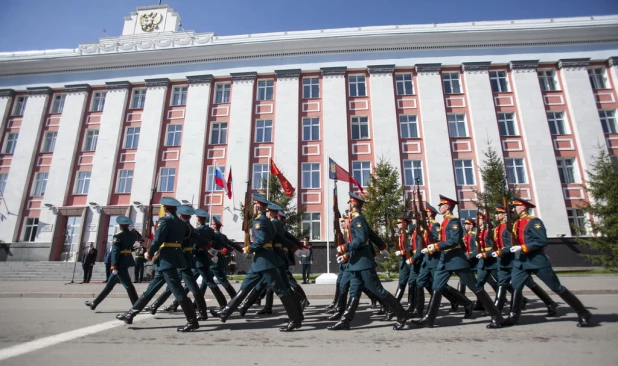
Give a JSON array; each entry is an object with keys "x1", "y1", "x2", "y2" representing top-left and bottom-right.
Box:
[{"x1": 577, "y1": 148, "x2": 618, "y2": 271}]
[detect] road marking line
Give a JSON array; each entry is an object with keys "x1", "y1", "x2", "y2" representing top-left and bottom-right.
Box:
[{"x1": 0, "y1": 314, "x2": 153, "y2": 362}]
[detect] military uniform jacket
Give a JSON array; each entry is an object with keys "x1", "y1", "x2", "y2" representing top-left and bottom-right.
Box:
[
  {"x1": 271, "y1": 218, "x2": 292, "y2": 267},
  {"x1": 464, "y1": 231, "x2": 477, "y2": 258},
  {"x1": 512, "y1": 214, "x2": 552, "y2": 270},
  {"x1": 133, "y1": 245, "x2": 146, "y2": 263},
  {"x1": 435, "y1": 214, "x2": 469, "y2": 271},
  {"x1": 419, "y1": 221, "x2": 440, "y2": 269},
  {"x1": 193, "y1": 224, "x2": 215, "y2": 268},
  {"x1": 148, "y1": 212, "x2": 190, "y2": 271},
  {"x1": 211, "y1": 231, "x2": 237, "y2": 270},
  {"x1": 111, "y1": 228, "x2": 137, "y2": 269},
  {"x1": 181, "y1": 223, "x2": 210, "y2": 270},
  {"x1": 477, "y1": 229, "x2": 498, "y2": 270},
  {"x1": 283, "y1": 228, "x2": 301, "y2": 265},
  {"x1": 248, "y1": 212, "x2": 285, "y2": 271},
  {"x1": 342, "y1": 212, "x2": 374, "y2": 271},
  {"x1": 493, "y1": 222, "x2": 513, "y2": 269},
  {"x1": 396, "y1": 230, "x2": 412, "y2": 269},
  {"x1": 409, "y1": 227, "x2": 424, "y2": 268}
]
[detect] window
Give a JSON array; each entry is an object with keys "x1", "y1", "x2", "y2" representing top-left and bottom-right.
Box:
[
  {"x1": 257, "y1": 80, "x2": 274, "y2": 101},
  {"x1": 12, "y1": 96, "x2": 27, "y2": 116},
  {"x1": 538, "y1": 70, "x2": 558, "y2": 91},
  {"x1": 403, "y1": 160, "x2": 423, "y2": 186},
  {"x1": 130, "y1": 89, "x2": 146, "y2": 109},
  {"x1": 91, "y1": 92, "x2": 106, "y2": 112},
  {"x1": 348, "y1": 75, "x2": 367, "y2": 97},
  {"x1": 302, "y1": 118, "x2": 320, "y2": 141},
  {"x1": 442, "y1": 72, "x2": 461, "y2": 94},
  {"x1": 171, "y1": 86, "x2": 187, "y2": 106},
  {"x1": 497, "y1": 113, "x2": 518, "y2": 136},
  {"x1": 4, "y1": 133, "x2": 18, "y2": 154},
  {"x1": 206, "y1": 165, "x2": 225, "y2": 192},
  {"x1": 158, "y1": 168, "x2": 176, "y2": 192},
  {"x1": 599, "y1": 110, "x2": 617, "y2": 134},
  {"x1": 489, "y1": 71, "x2": 509, "y2": 92},
  {"x1": 32, "y1": 172, "x2": 48, "y2": 196},
  {"x1": 399, "y1": 115, "x2": 418, "y2": 138},
  {"x1": 302, "y1": 163, "x2": 320, "y2": 189},
  {"x1": 459, "y1": 210, "x2": 478, "y2": 224},
  {"x1": 214, "y1": 83, "x2": 231, "y2": 104},
  {"x1": 454, "y1": 160, "x2": 475, "y2": 186},
  {"x1": 567, "y1": 209, "x2": 586, "y2": 236},
  {"x1": 22, "y1": 217, "x2": 39, "y2": 242},
  {"x1": 165, "y1": 125, "x2": 182, "y2": 146},
  {"x1": 557, "y1": 158, "x2": 578, "y2": 184},
  {"x1": 255, "y1": 120, "x2": 273, "y2": 143},
  {"x1": 447, "y1": 114, "x2": 468, "y2": 138},
  {"x1": 124, "y1": 127, "x2": 140, "y2": 149},
  {"x1": 351, "y1": 116, "x2": 369, "y2": 140},
  {"x1": 505, "y1": 158, "x2": 527, "y2": 184},
  {"x1": 75, "y1": 171, "x2": 91, "y2": 194},
  {"x1": 252, "y1": 164, "x2": 269, "y2": 190},
  {"x1": 302, "y1": 213, "x2": 321, "y2": 240},
  {"x1": 396, "y1": 73, "x2": 414, "y2": 95},
  {"x1": 83, "y1": 130, "x2": 99, "y2": 151},
  {"x1": 210, "y1": 122, "x2": 228, "y2": 144},
  {"x1": 50, "y1": 94, "x2": 66, "y2": 114},
  {"x1": 42, "y1": 131, "x2": 57, "y2": 153},
  {"x1": 0, "y1": 174, "x2": 6, "y2": 194},
  {"x1": 588, "y1": 68, "x2": 607, "y2": 90},
  {"x1": 106, "y1": 215, "x2": 120, "y2": 244},
  {"x1": 116, "y1": 170, "x2": 133, "y2": 194},
  {"x1": 352, "y1": 161, "x2": 371, "y2": 187},
  {"x1": 302, "y1": 77, "x2": 320, "y2": 99},
  {"x1": 547, "y1": 112, "x2": 568, "y2": 135}
]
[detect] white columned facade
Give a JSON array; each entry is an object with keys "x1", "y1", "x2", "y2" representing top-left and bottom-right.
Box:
[
  {"x1": 223, "y1": 72, "x2": 256, "y2": 241},
  {"x1": 0, "y1": 89, "x2": 14, "y2": 133},
  {"x1": 2, "y1": 87, "x2": 50, "y2": 241},
  {"x1": 273, "y1": 69, "x2": 300, "y2": 197},
  {"x1": 415, "y1": 64, "x2": 456, "y2": 203},
  {"x1": 509, "y1": 60, "x2": 570, "y2": 236},
  {"x1": 368, "y1": 65, "x2": 400, "y2": 169}
]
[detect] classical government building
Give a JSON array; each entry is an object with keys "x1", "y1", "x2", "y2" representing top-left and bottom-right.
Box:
[{"x1": 0, "y1": 5, "x2": 617, "y2": 262}]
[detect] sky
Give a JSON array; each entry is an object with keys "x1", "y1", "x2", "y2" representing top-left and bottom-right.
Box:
[{"x1": 0, "y1": 0, "x2": 617, "y2": 52}]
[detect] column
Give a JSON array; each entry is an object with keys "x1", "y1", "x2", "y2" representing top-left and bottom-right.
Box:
[
  {"x1": 368, "y1": 65, "x2": 400, "y2": 169},
  {"x1": 509, "y1": 60, "x2": 570, "y2": 236},
  {"x1": 321, "y1": 67, "x2": 348, "y2": 241},
  {"x1": 37, "y1": 84, "x2": 91, "y2": 243},
  {"x1": 0, "y1": 89, "x2": 14, "y2": 132},
  {"x1": 222, "y1": 72, "x2": 256, "y2": 241},
  {"x1": 176, "y1": 75, "x2": 213, "y2": 204},
  {"x1": 273, "y1": 69, "x2": 300, "y2": 195},
  {"x1": 415, "y1": 64, "x2": 456, "y2": 203},
  {"x1": 2, "y1": 87, "x2": 51, "y2": 242},
  {"x1": 608, "y1": 57, "x2": 618, "y2": 93}
]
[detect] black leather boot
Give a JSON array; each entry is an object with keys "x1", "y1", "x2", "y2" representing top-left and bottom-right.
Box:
[
  {"x1": 219, "y1": 290, "x2": 248, "y2": 323},
  {"x1": 411, "y1": 291, "x2": 442, "y2": 328},
  {"x1": 238, "y1": 288, "x2": 261, "y2": 317},
  {"x1": 445, "y1": 286, "x2": 474, "y2": 319},
  {"x1": 376, "y1": 306, "x2": 386, "y2": 315},
  {"x1": 403, "y1": 285, "x2": 415, "y2": 312},
  {"x1": 558, "y1": 288, "x2": 592, "y2": 327},
  {"x1": 379, "y1": 293, "x2": 409, "y2": 330},
  {"x1": 443, "y1": 285, "x2": 460, "y2": 312},
  {"x1": 193, "y1": 293, "x2": 208, "y2": 321},
  {"x1": 529, "y1": 284, "x2": 558, "y2": 317},
  {"x1": 409, "y1": 286, "x2": 425, "y2": 318},
  {"x1": 487, "y1": 275, "x2": 498, "y2": 293},
  {"x1": 457, "y1": 281, "x2": 466, "y2": 295},
  {"x1": 500, "y1": 289, "x2": 523, "y2": 327},
  {"x1": 144, "y1": 293, "x2": 168, "y2": 315},
  {"x1": 494, "y1": 286, "x2": 509, "y2": 312},
  {"x1": 293, "y1": 284, "x2": 310, "y2": 310},
  {"x1": 116, "y1": 308, "x2": 140, "y2": 325},
  {"x1": 475, "y1": 289, "x2": 503, "y2": 329},
  {"x1": 211, "y1": 286, "x2": 228, "y2": 308},
  {"x1": 223, "y1": 282, "x2": 238, "y2": 299},
  {"x1": 162, "y1": 298, "x2": 179, "y2": 313},
  {"x1": 279, "y1": 293, "x2": 302, "y2": 332},
  {"x1": 256, "y1": 288, "x2": 274, "y2": 315},
  {"x1": 328, "y1": 297, "x2": 359, "y2": 330},
  {"x1": 327, "y1": 290, "x2": 348, "y2": 320},
  {"x1": 326, "y1": 286, "x2": 340, "y2": 310},
  {"x1": 177, "y1": 298, "x2": 199, "y2": 332},
  {"x1": 85, "y1": 300, "x2": 97, "y2": 310}
]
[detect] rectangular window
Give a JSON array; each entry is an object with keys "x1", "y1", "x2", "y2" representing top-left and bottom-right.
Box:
[
  {"x1": 22, "y1": 217, "x2": 39, "y2": 242},
  {"x1": 214, "y1": 83, "x2": 231, "y2": 104},
  {"x1": 0, "y1": 173, "x2": 6, "y2": 195},
  {"x1": 302, "y1": 163, "x2": 320, "y2": 189},
  {"x1": 497, "y1": 113, "x2": 518, "y2": 136},
  {"x1": 165, "y1": 125, "x2": 182, "y2": 146},
  {"x1": 352, "y1": 161, "x2": 371, "y2": 187},
  {"x1": 257, "y1": 80, "x2": 274, "y2": 101},
  {"x1": 351, "y1": 116, "x2": 369, "y2": 140},
  {"x1": 171, "y1": 86, "x2": 188, "y2": 106},
  {"x1": 210, "y1": 122, "x2": 228, "y2": 144},
  {"x1": 348, "y1": 75, "x2": 367, "y2": 97},
  {"x1": 75, "y1": 171, "x2": 91, "y2": 195},
  {"x1": 32, "y1": 172, "x2": 48, "y2": 196},
  {"x1": 447, "y1": 114, "x2": 468, "y2": 138},
  {"x1": 91, "y1": 92, "x2": 106, "y2": 112},
  {"x1": 567, "y1": 208, "x2": 586, "y2": 236},
  {"x1": 13, "y1": 96, "x2": 27, "y2": 116},
  {"x1": 124, "y1": 127, "x2": 140, "y2": 149},
  {"x1": 206, "y1": 165, "x2": 225, "y2": 192},
  {"x1": 252, "y1": 164, "x2": 269, "y2": 190},
  {"x1": 4, "y1": 133, "x2": 18, "y2": 154},
  {"x1": 459, "y1": 210, "x2": 478, "y2": 224},
  {"x1": 130, "y1": 89, "x2": 147, "y2": 109},
  {"x1": 557, "y1": 158, "x2": 578, "y2": 184},
  {"x1": 302, "y1": 118, "x2": 320, "y2": 141},
  {"x1": 454, "y1": 160, "x2": 475, "y2": 186},
  {"x1": 50, "y1": 94, "x2": 66, "y2": 114},
  {"x1": 302, "y1": 213, "x2": 321, "y2": 240},
  {"x1": 442, "y1": 72, "x2": 461, "y2": 94},
  {"x1": 396, "y1": 73, "x2": 414, "y2": 95},
  {"x1": 41, "y1": 131, "x2": 57, "y2": 153},
  {"x1": 399, "y1": 115, "x2": 418, "y2": 139},
  {"x1": 588, "y1": 68, "x2": 607, "y2": 90},
  {"x1": 403, "y1": 160, "x2": 423, "y2": 186},
  {"x1": 255, "y1": 120, "x2": 273, "y2": 143},
  {"x1": 538, "y1": 70, "x2": 558, "y2": 91},
  {"x1": 547, "y1": 111, "x2": 568, "y2": 135},
  {"x1": 599, "y1": 110, "x2": 617, "y2": 134},
  {"x1": 489, "y1": 70, "x2": 509, "y2": 92},
  {"x1": 116, "y1": 170, "x2": 133, "y2": 194},
  {"x1": 505, "y1": 158, "x2": 527, "y2": 184},
  {"x1": 158, "y1": 168, "x2": 176, "y2": 192},
  {"x1": 83, "y1": 130, "x2": 99, "y2": 151},
  {"x1": 302, "y1": 77, "x2": 320, "y2": 99}
]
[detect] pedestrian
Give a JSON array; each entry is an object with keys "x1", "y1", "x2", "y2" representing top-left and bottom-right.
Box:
[
  {"x1": 300, "y1": 236, "x2": 313, "y2": 284},
  {"x1": 133, "y1": 241, "x2": 146, "y2": 283},
  {"x1": 103, "y1": 241, "x2": 113, "y2": 283},
  {"x1": 81, "y1": 242, "x2": 97, "y2": 283}
]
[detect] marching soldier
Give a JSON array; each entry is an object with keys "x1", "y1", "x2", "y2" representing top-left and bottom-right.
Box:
[
  {"x1": 325, "y1": 214, "x2": 350, "y2": 316},
  {"x1": 474, "y1": 212, "x2": 500, "y2": 311},
  {"x1": 458, "y1": 218, "x2": 477, "y2": 295},
  {"x1": 211, "y1": 217, "x2": 244, "y2": 298},
  {"x1": 382, "y1": 215, "x2": 412, "y2": 321},
  {"x1": 404, "y1": 215, "x2": 424, "y2": 316}
]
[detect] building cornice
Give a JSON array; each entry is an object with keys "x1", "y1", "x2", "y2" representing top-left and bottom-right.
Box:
[
  {"x1": 321, "y1": 67, "x2": 347, "y2": 77},
  {"x1": 274, "y1": 69, "x2": 301, "y2": 80},
  {"x1": 0, "y1": 89, "x2": 15, "y2": 97},
  {"x1": 144, "y1": 78, "x2": 170, "y2": 88},
  {"x1": 462, "y1": 61, "x2": 491, "y2": 73},
  {"x1": 106, "y1": 81, "x2": 132, "y2": 90},
  {"x1": 368, "y1": 64, "x2": 395, "y2": 75},
  {"x1": 187, "y1": 74, "x2": 214, "y2": 85},
  {"x1": 231, "y1": 72, "x2": 257, "y2": 83},
  {"x1": 65, "y1": 84, "x2": 91, "y2": 93},
  {"x1": 558, "y1": 58, "x2": 590, "y2": 70},
  {"x1": 509, "y1": 60, "x2": 539, "y2": 72},
  {"x1": 415, "y1": 63, "x2": 441, "y2": 74},
  {"x1": 609, "y1": 56, "x2": 618, "y2": 67},
  {"x1": 27, "y1": 87, "x2": 52, "y2": 96}
]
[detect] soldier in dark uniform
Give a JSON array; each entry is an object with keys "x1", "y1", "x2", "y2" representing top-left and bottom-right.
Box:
[
  {"x1": 210, "y1": 217, "x2": 244, "y2": 299},
  {"x1": 85, "y1": 216, "x2": 139, "y2": 310},
  {"x1": 497, "y1": 197, "x2": 591, "y2": 328},
  {"x1": 133, "y1": 241, "x2": 146, "y2": 283},
  {"x1": 473, "y1": 212, "x2": 500, "y2": 312},
  {"x1": 300, "y1": 236, "x2": 313, "y2": 284},
  {"x1": 457, "y1": 218, "x2": 477, "y2": 295},
  {"x1": 116, "y1": 197, "x2": 200, "y2": 332},
  {"x1": 403, "y1": 215, "x2": 424, "y2": 316},
  {"x1": 382, "y1": 215, "x2": 412, "y2": 321}
]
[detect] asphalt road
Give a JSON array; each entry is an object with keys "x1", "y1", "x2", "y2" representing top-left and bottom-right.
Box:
[{"x1": 0, "y1": 295, "x2": 616, "y2": 365}]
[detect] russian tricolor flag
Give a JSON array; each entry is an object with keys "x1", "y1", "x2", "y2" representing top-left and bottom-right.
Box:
[{"x1": 214, "y1": 164, "x2": 232, "y2": 199}]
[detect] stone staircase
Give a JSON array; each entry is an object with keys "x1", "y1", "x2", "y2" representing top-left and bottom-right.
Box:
[{"x1": 0, "y1": 261, "x2": 109, "y2": 281}]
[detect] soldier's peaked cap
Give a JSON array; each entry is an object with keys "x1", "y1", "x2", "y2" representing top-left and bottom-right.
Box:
[
  {"x1": 116, "y1": 216, "x2": 132, "y2": 225},
  {"x1": 495, "y1": 204, "x2": 506, "y2": 213},
  {"x1": 425, "y1": 202, "x2": 438, "y2": 215},
  {"x1": 397, "y1": 215, "x2": 410, "y2": 223},
  {"x1": 349, "y1": 192, "x2": 366, "y2": 203},
  {"x1": 252, "y1": 193, "x2": 268, "y2": 205},
  {"x1": 160, "y1": 196, "x2": 181, "y2": 207},
  {"x1": 278, "y1": 211, "x2": 287, "y2": 219},
  {"x1": 438, "y1": 195, "x2": 458, "y2": 206},
  {"x1": 267, "y1": 202, "x2": 283, "y2": 211},
  {"x1": 177, "y1": 205, "x2": 195, "y2": 216},
  {"x1": 195, "y1": 208, "x2": 209, "y2": 219},
  {"x1": 212, "y1": 216, "x2": 222, "y2": 226},
  {"x1": 464, "y1": 218, "x2": 476, "y2": 226},
  {"x1": 512, "y1": 196, "x2": 536, "y2": 208}
]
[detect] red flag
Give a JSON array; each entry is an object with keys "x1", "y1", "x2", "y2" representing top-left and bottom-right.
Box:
[
  {"x1": 226, "y1": 167, "x2": 233, "y2": 199},
  {"x1": 328, "y1": 157, "x2": 364, "y2": 193},
  {"x1": 270, "y1": 159, "x2": 295, "y2": 198}
]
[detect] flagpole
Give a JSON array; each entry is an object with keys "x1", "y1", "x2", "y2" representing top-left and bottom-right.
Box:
[
  {"x1": 325, "y1": 176, "x2": 330, "y2": 274},
  {"x1": 267, "y1": 156, "x2": 272, "y2": 201},
  {"x1": 210, "y1": 160, "x2": 216, "y2": 217}
]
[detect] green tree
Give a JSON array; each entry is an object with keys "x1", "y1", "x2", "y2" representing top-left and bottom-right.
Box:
[{"x1": 577, "y1": 148, "x2": 618, "y2": 271}]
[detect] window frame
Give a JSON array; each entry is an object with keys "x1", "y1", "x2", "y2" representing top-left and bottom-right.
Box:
[
  {"x1": 301, "y1": 162, "x2": 321, "y2": 189},
  {"x1": 588, "y1": 68, "x2": 608, "y2": 90},
  {"x1": 252, "y1": 163, "x2": 269, "y2": 190},
  {"x1": 301, "y1": 212, "x2": 321, "y2": 240},
  {"x1": 399, "y1": 114, "x2": 419, "y2": 139},
  {"x1": 210, "y1": 122, "x2": 228, "y2": 145},
  {"x1": 205, "y1": 165, "x2": 225, "y2": 192},
  {"x1": 566, "y1": 208, "x2": 586, "y2": 236},
  {"x1": 0, "y1": 173, "x2": 7, "y2": 195},
  {"x1": 538, "y1": 69, "x2": 559, "y2": 91},
  {"x1": 350, "y1": 116, "x2": 370, "y2": 140},
  {"x1": 497, "y1": 112, "x2": 518, "y2": 136},
  {"x1": 158, "y1": 167, "x2": 176, "y2": 193},
  {"x1": 83, "y1": 129, "x2": 99, "y2": 152},
  {"x1": 41, "y1": 131, "x2": 58, "y2": 153},
  {"x1": 74, "y1": 171, "x2": 92, "y2": 195},
  {"x1": 489, "y1": 70, "x2": 510, "y2": 93},
  {"x1": 32, "y1": 172, "x2": 48, "y2": 197},
  {"x1": 395, "y1": 73, "x2": 414, "y2": 96},
  {"x1": 116, "y1": 169, "x2": 134, "y2": 194},
  {"x1": 170, "y1": 86, "x2": 188, "y2": 106},
  {"x1": 447, "y1": 113, "x2": 468, "y2": 138},
  {"x1": 442, "y1": 72, "x2": 462, "y2": 94},
  {"x1": 3, "y1": 132, "x2": 18, "y2": 154},
  {"x1": 352, "y1": 161, "x2": 371, "y2": 188},
  {"x1": 505, "y1": 158, "x2": 528, "y2": 184},
  {"x1": 90, "y1": 91, "x2": 106, "y2": 112},
  {"x1": 50, "y1": 94, "x2": 66, "y2": 114},
  {"x1": 124, "y1": 126, "x2": 140, "y2": 149},
  {"x1": 254, "y1": 119, "x2": 273, "y2": 143},
  {"x1": 12, "y1": 96, "x2": 28, "y2": 116},
  {"x1": 547, "y1": 111, "x2": 569, "y2": 135},
  {"x1": 22, "y1": 217, "x2": 39, "y2": 242},
  {"x1": 165, "y1": 124, "x2": 183, "y2": 147},
  {"x1": 402, "y1": 160, "x2": 424, "y2": 186},
  {"x1": 454, "y1": 159, "x2": 475, "y2": 186},
  {"x1": 302, "y1": 77, "x2": 320, "y2": 99},
  {"x1": 348, "y1": 74, "x2": 367, "y2": 97},
  {"x1": 256, "y1": 79, "x2": 274, "y2": 101},
  {"x1": 556, "y1": 158, "x2": 579, "y2": 184},
  {"x1": 599, "y1": 110, "x2": 617, "y2": 134},
  {"x1": 302, "y1": 117, "x2": 320, "y2": 141},
  {"x1": 214, "y1": 83, "x2": 231, "y2": 104},
  {"x1": 130, "y1": 88, "x2": 147, "y2": 109}
]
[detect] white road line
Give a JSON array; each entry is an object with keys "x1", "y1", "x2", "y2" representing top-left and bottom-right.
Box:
[{"x1": 0, "y1": 314, "x2": 153, "y2": 362}]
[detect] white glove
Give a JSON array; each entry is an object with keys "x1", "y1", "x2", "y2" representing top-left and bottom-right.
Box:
[
  {"x1": 380, "y1": 249, "x2": 389, "y2": 258},
  {"x1": 421, "y1": 248, "x2": 429, "y2": 254},
  {"x1": 336, "y1": 246, "x2": 344, "y2": 255},
  {"x1": 476, "y1": 253, "x2": 483, "y2": 259},
  {"x1": 112, "y1": 269, "x2": 118, "y2": 275},
  {"x1": 491, "y1": 252, "x2": 499, "y2": 258},
  {"x1": 336, "y1": 256, "x2": 345, "y2": 264},
  {"x1": 510, "y1": 246, "x2": 522, "y2": 253},
  {"x1": 208, "y1": 248, "x2": 218, "y2": 257},
  {"x1": 211, "y1": 256, "x2": 219, "y2": 264},
  {"x1": 427, "y1": 244, "x2": 436, "y2": 252},
  {"x1": 395, "y1": 250, "x2": 401, "y2": 256}
]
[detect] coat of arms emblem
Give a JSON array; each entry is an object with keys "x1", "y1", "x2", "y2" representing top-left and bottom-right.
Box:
[{"x1": 140, "y1": 12, "x2": 162, "y2": 32}]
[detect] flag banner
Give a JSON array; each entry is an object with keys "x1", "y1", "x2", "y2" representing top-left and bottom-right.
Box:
[
  {"x1": 214, "y1": 166, "x2": 229, "y2": 197},
  {"x1": 226, "y1": 167, "x2": 233, "y2": 199},
  {"x1": 328, "y1": 157, "x2": 364, "y2": 193},
  {"x1": 270, "y1": 159, "x2": 295, "y2": 198}
]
